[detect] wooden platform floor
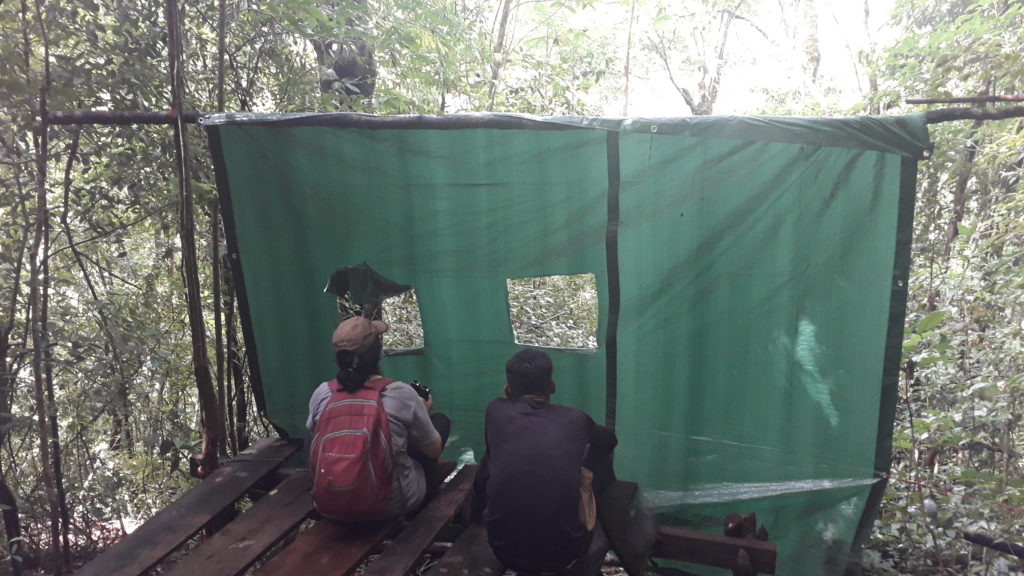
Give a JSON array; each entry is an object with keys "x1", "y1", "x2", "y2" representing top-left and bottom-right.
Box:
[{"x1": 74, "y1": 439, "x2": 776, "y2": 576}]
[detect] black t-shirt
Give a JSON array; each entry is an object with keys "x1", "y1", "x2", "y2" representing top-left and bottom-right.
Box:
[{"x1": 479, "y1": 395, "x2": 596, "y2": 574}]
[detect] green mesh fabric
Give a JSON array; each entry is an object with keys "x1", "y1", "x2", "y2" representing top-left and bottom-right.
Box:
[{"x1": 205, "y1": 113, "x2": 929, "y2": 575}]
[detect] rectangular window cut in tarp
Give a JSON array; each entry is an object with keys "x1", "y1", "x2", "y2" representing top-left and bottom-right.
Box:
[{"x1": 204, "y1": 112, "x2": 931, "y2": 575}]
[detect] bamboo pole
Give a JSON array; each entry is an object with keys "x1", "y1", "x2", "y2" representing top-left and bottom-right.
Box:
[
  {"x1": 45, "y1": 105, "x2": 1024, "y2": 128},
  {"x1": 48, "y1": 110, "x2": 202, "y2": 125}
]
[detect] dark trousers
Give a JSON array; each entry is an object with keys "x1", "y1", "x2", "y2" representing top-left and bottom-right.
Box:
[
  {"x1": 583, "y1": 425, "x2": 618, "y2": 494},
  {"x1": 571, "y1": 427, "x2": 650, "y2": 576},
  {"x1": 409, "y1": 413, "x2": 451, "y2": 502}
]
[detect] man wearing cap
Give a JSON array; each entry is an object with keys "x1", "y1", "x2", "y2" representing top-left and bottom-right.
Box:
[{"x1": 307, "y1": 315, "x2": 450, "y2": 518}]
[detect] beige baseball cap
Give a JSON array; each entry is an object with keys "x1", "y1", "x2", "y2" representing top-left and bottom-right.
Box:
[{"x1": 331, "y1": 316, "x2": 389, "y2": 354}]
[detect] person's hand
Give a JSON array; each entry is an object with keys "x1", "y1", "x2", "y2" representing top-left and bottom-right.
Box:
[{"x1": 422, "y1": 393, "x2": 434, "y2": 413}]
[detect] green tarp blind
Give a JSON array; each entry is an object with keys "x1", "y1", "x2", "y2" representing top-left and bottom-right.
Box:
[{"x1": 205, "y1": 112, "x2": 930, "y2": 575}]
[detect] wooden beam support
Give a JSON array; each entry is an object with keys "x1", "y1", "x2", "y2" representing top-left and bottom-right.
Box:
[{"x1": 651, "y1": 525, "x2": 777, "y2": 574}]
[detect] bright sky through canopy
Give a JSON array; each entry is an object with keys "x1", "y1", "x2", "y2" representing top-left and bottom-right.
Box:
[{"x1": 583, "y1": 0, "x2": 898, "y2": 117}]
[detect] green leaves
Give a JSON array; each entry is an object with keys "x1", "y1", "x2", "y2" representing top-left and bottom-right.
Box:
[
  {"x1": 874, "y1": 1, "x2": 1024, "y2": 569},
  {"x1": 956, "y1": 222, "x2": 975, "y2": 238},
  {"x1": 915, "y1": 310, "x2": 949, "y2": 335}
]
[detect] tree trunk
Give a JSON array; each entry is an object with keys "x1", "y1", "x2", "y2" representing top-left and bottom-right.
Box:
[
  {"x1": 0, "y1": 15, "x2": 33, "y2": 572},
  {"x1": 216, "y1": 0, "x2": 226, "y2": 113},
  {"x1": 1, "y1": 139, "x2": 32, "y2": 451},
  {"x1": 654, "y1": 0, "x2": 745, "y2": 116},
  {"x1": 622, "y1": 0, "x2": 637, "y2": 115},
  {"x1": 695, "y1": 0, "x2": 744, "y2": 115},
  {"x1": 29, "y1": 59, "x2": 63, "y2": 576},
  {"x1": 942, "y1": 119, "x2": 984, "y2": 261},
  {"x1": 27, "y1": 0, "x2": 63, "y2": 569},
  {"x1": 488, "y1": 0, "x2": 516, "y2": 109},
  {"x1": 802, "y1": 0, "x2": 820, "y2": 84},
  {"x1": 863, "y1": 0, "x2": 879, "y2": 114},
  {"x1": 166, "y1": 0, "x2": 223, "y2": 477},
  {"x1": 221, "y1": 250, "x2": 237, "y2": 454},
  {"x1": 0, "y1": 473, "x2": 22, "y2": 576},
  {"x1": 214, "y1": 0, "x2": 229, "y2": 458},
  {"x1": 42, "y1": 222, "x2": 70, "y2": 567},
  {"x1": 225, "y1": 276, "x2": 248, "y2": 451},
  {"x1": 212, "y1": 201, "x2": 227, "y2": 457}
]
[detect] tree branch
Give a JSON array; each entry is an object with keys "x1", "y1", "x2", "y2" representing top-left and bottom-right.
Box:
[
  {"x1": 909, "y1": 95, "x2": 1024, "y2": 104},
  {"x1": 925, "y1": 106, "x2": 1024, "y2": 124},
  {"x1": 48, "y1": 206, "x2": 173, "y2": 259},
  {"x1": 964, "y1": 532, "x2": 1024, "y2": 559},
  {"x1": 649, "y1": 32, "x2": 698, "y2": 114},
  {"x1": 720, "y1": 10, "x2": 771, "y2": 42},
  {"x1": 488, "y1": 0, "x2": 516, "y2": 109}
]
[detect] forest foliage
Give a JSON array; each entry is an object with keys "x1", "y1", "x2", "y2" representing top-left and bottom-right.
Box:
[{"x1": 0, "y1": 0, "x2": 1022, "y2": 574}]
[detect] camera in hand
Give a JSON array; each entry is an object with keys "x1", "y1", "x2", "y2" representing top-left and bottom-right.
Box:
[{"x1": 409, "y1": 379, "x2": 431, "y2": 400}]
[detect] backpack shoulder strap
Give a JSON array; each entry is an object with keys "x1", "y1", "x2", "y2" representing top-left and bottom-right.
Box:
[
  {"x1": 328, "y1": 377, "x2": 394, "y2": 395},
  {"x1": 362, "y1": 377, "x2": 394, "y2": 393}
]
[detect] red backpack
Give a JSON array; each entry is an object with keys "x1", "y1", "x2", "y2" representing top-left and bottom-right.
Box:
[{"x1": 309, "y1": 378, "x2": 395, "y2": 519}]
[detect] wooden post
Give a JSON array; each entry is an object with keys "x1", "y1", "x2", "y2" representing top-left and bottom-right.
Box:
[{"x1": 165, "y1": 0, "x2": 223, "y2": 477}]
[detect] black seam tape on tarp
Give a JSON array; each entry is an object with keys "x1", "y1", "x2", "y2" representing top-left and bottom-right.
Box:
[
  {"x1": 200, "y1": 113, "x2": 932, "y2": 159},
  {"x1": 849, "y1": 154, "x2": 920, "y2": 564},
  {"x1": 206, "y1": 125, "x2": 288, "y2": 440},
  {"x1": 201, "y1": 112, "x2": 585, "y2": 132},
  {"x1": 605, "y1": 131, "x2": 621, "y2": 429}
]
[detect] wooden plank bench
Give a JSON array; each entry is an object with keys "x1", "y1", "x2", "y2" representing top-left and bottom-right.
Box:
[
  {"x1": 361, "y1": 465, "x2": 475, "y2": 576},
  {"x1": 425, "y1": 522, "x2": 503, "y2": 576},
  {"x1": 254, "y1": 462, "x2": 469, "y2": 576},
  {"x1": 254, "y1": 514, "x2": 397, "y2": 576},
  {"x1": 76, "y1": 440, "x2": 776, "y2": 576},
  {"x1": 73, "y1": 438, "x2": 299, "y2": 576},
  {"x1": 163, "y1": 469, "x2": 314, "y2": 576}
]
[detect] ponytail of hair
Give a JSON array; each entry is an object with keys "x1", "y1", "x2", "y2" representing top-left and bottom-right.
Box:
[
  {"x1": 334, "y1": 339, "x2": 384, "y2": 393},
  {"x1": 335, "y1": 350, "x2": 366, "y2": 393}
]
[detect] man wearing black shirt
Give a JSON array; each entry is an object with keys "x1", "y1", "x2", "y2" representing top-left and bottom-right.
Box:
[{"x1": 474, "y1": 349, "x2": 645, "y2": 576}]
